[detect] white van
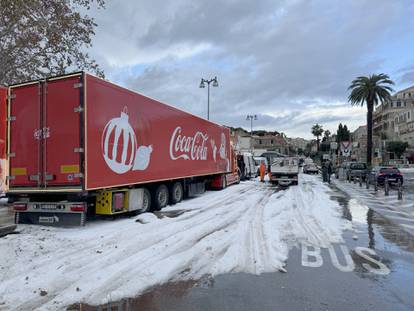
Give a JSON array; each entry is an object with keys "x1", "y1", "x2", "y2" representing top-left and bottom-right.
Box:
[{"x1": 240, "y1": 152, "x2": 256, "y2": 179}]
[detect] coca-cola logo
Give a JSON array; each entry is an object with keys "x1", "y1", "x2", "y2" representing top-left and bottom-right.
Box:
[{"x1": 169, "y1": 126, "x2": 208, "y2": 161}]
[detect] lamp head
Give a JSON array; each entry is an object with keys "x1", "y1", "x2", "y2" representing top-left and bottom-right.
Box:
[
  {"x1": 199, "y1": 79, "x2": 205, "y2": 88},
  {"x1": 212, "y1": 76, "x2": 219, "y2": 87}
]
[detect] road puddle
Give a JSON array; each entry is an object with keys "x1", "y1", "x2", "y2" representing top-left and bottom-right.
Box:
[
  {"x1": 328, "y1": 184, "x2": 414, "y2": 252},
  {"x1": 67, "y1": 278, "x2": 201, "y2": 311}
]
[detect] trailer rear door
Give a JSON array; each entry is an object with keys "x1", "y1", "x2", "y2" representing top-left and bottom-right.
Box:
[
  {"x1": 9, "y1": 83, "x2": 42, "y2": 187},
  {"x1": 8, "y1": 74, "x2": 84, "y2": 189},
  {"x1": 43, "y1": 76, "x2": 83, "y2": 186}
]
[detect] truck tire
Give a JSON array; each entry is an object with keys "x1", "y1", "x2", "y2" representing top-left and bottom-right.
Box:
[
  {"x1": 154, "y1": 184, "x2": 169, "y2": 211},
  {"x1": 141, "y1": 188, "x2": 152, "y2": 213},
  {"x1": 171, "y1": 182, "x2": 183, "y2": 204},
  {"x1": 222, "y1": 175, "x2": 227, "y2": 189}
]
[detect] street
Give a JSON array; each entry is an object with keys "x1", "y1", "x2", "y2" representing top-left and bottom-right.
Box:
[{"x1": 1, "y1": 173, "x2": 414, "y2": 310}]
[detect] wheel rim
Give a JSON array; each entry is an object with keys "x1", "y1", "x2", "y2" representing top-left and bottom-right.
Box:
[
  {"x1": 158, "y1": 188, "x2": 168, "y2": 206},
  {"x1": 142, "y1": 192, "x2": 150, "y2": 211},
  {"x1": 174, "y1": 185, "x2": 182, "y2": 202}
]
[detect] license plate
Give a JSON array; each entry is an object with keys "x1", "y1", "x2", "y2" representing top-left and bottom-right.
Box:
[
  {"x1": 388, "y1": 178, "x2": 396, "y2": 181},
  {"x1": 41, "y1": 204, "x2": 57, "y2": 210},
  {"x1": 39, "y1": 216, "x2": 59, "y2": 223}
]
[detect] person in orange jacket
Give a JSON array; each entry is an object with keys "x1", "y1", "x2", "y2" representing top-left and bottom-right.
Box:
[{"x1": 259, "y1": 161, "x2": 266, "y2": 182}]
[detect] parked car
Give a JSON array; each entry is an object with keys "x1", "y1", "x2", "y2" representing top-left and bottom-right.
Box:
[
  {"x1": 369, "y1": 167, "x2": 404, "y2": 185},
  {"x1": 345, "y1": 162, "x2": 368, "y2": 181},
  {"x1": 303, "y1": 163, "x2": 319, "y2": 174},
  {"x1": 253, "y1": 156, "x2": 269, "y2": 175}
]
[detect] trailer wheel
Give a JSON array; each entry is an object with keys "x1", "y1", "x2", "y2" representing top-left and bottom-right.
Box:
[
  {"x1": 171, "y1": 182, "x2": 183, "y2": 204},
  {"x1": 154, "y1": 184, "x2": 169, "y2": 211},
  {"x1": 141, "y1": 188, "x2": 152, "y2": 213},
  {"x1": 222, "y1": 175, "x2": 227, "y2": 189}
]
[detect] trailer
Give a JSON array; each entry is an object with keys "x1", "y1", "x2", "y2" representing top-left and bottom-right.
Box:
[
  {"x1": 0, "y1": 86, "x2": 6, "y2": 192},
  {"x1": 5, "y1": 72, "x2": 239, "y2": 226}
]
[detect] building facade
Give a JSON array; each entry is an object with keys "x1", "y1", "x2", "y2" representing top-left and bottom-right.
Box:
[
  {"x1": 373, "y1": 85, "x2": 414, "y2": 162},
  {"x1": 252, "y1": 134, "x2": 288, "y2": 154},
  {"x1": 351, "y1": 125, "x2": 367, "y2": 163}
]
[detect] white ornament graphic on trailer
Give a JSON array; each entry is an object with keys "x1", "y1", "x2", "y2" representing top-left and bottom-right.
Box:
[
  {"x1": 210, "y1": 139, "x2": 217, "y2": 162},
  {"x1": 102, "y1": 108, "x2": 152, "y2": 174},
  {"x1": 219, "y1": 132, "x2": 230, "y2": 171}
]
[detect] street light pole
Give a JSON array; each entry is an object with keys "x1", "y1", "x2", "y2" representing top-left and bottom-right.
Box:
[
  {"x1": 199, "y1": 76, "x2": 218, "y2": 120},
  {"x1": 246, "y1": 114, "x2": 258, "y2": 135},
  {"x1": 246, "y1": 115, "x2": 258, "y2": 152}
]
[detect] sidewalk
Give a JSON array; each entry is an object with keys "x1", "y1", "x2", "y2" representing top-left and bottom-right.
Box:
[{"x1": 0, "y1": 203, "x2": 16, "y2": 237}]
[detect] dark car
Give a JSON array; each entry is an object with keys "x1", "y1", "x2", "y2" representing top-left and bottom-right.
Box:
[
  {"x1": 346, "y1": 162, "x2": 367, "y2": 181},
  {"x1": 369, "y1": 167, "x2": 404, "y2": 185}
]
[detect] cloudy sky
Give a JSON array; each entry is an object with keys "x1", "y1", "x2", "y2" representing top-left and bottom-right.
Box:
[{"x1": 88, "y1": 0, "x2": 414, "y2": 139}]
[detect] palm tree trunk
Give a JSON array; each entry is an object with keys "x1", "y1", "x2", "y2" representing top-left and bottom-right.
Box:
[{"x1": 367, "y1": 102, "x2": 373, "y2": 167}]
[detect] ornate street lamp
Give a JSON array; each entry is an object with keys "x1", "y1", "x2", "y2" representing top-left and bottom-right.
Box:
[
  {"x1": 246, "y1": 114, "x2": 258, "y2": 135},
  {"x1": 199, "y1": 76, "x2": 219, "y2": 120}
]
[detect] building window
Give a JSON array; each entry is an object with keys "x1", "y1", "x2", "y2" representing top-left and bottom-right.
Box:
[
  {"x1": 259, "y1": 140, "x2": 262, "y2": 145},
  {"x1": 271, "y1": 139, "x2": 274, "y2": 145},
  {"x1": 397, "y1": 101, "x2": 401, "y2": 107},
  {"x1": 408, "y1": 111, "x2": 411, "y2": 120}
]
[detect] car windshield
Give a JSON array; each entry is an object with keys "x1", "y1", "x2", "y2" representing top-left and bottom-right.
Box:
[{"x1": 350, "y1": 163, "x2": 366, "y2": 169}]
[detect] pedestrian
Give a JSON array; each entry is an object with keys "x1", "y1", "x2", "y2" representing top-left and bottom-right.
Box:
[
  {"x1": 327, "y1": 160, "x2": 333, "y2": 183},
  {"x1": 322, "y1": 160, "x2": 328, "y2": 182},
  {"x1": 259, "y1": 161, "x2": 266, "y2": 182}
]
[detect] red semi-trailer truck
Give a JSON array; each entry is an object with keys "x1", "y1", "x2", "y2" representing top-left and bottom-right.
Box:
[{"x1": 6, "y1": 72, "x2": 239, "y2": 226}]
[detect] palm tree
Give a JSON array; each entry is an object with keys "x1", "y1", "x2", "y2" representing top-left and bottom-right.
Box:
[
  {"x1": 323, "y1": 129, "x2": 331, "y2": 142},
  {"x1": 311, "y1": 124, "x2": 324, "y2": 151},
  {"x1": 348, "y1": 74, "x2": 394, "y2": 167}
]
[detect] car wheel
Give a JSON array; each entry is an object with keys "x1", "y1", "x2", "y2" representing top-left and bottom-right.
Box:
[
  {"x1": 154, "y1": 184, "x2": 169, "y2": 211},
  {"x1": 171, "y1": 182, "x2": 183, "y2": 204}
]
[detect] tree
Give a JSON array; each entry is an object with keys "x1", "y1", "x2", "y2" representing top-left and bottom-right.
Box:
[
  {"x1": 336, "y1": 123, "x2": 351, "y2": 143},
  {"x1": 348, "y1": 74, "x2": 394, "y2": 166},
  {"x1": 387, "y1": 141, "x2": 409, "y2": 159},
  {"x1": 322, "y1": 129, "x2": 331, "y2": 142},
  {"x1": 0, "y1": 0, "x2": 105, "y2": 85},
  {"x1": 311, "y1": 124, "x2": 324, "y2": 151}
]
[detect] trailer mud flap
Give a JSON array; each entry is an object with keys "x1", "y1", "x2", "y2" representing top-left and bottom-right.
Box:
[{"x1": 16, "y1": 212, "x2": 86, "y2": 226}]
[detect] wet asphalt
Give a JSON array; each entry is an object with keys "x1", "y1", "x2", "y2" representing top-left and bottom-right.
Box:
[{"x1": 71, "y1": 175, "x2": 414, "y2": 311}]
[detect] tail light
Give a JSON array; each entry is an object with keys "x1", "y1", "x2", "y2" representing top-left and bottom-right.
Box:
[
  {"x1": 70, "y1": 204, "x2": 85, "y2": 212},
  {"x1": 14, "y1": 203, "x2": 27, "y2": 211},
  {"x1": 378, "y1": 173, "x2": 385, "y2": 177}
]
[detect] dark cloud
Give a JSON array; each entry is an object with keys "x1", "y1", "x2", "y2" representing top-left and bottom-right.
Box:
[{"x1": 89, "y1": 0, "x2": 414, "y2": 138}]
